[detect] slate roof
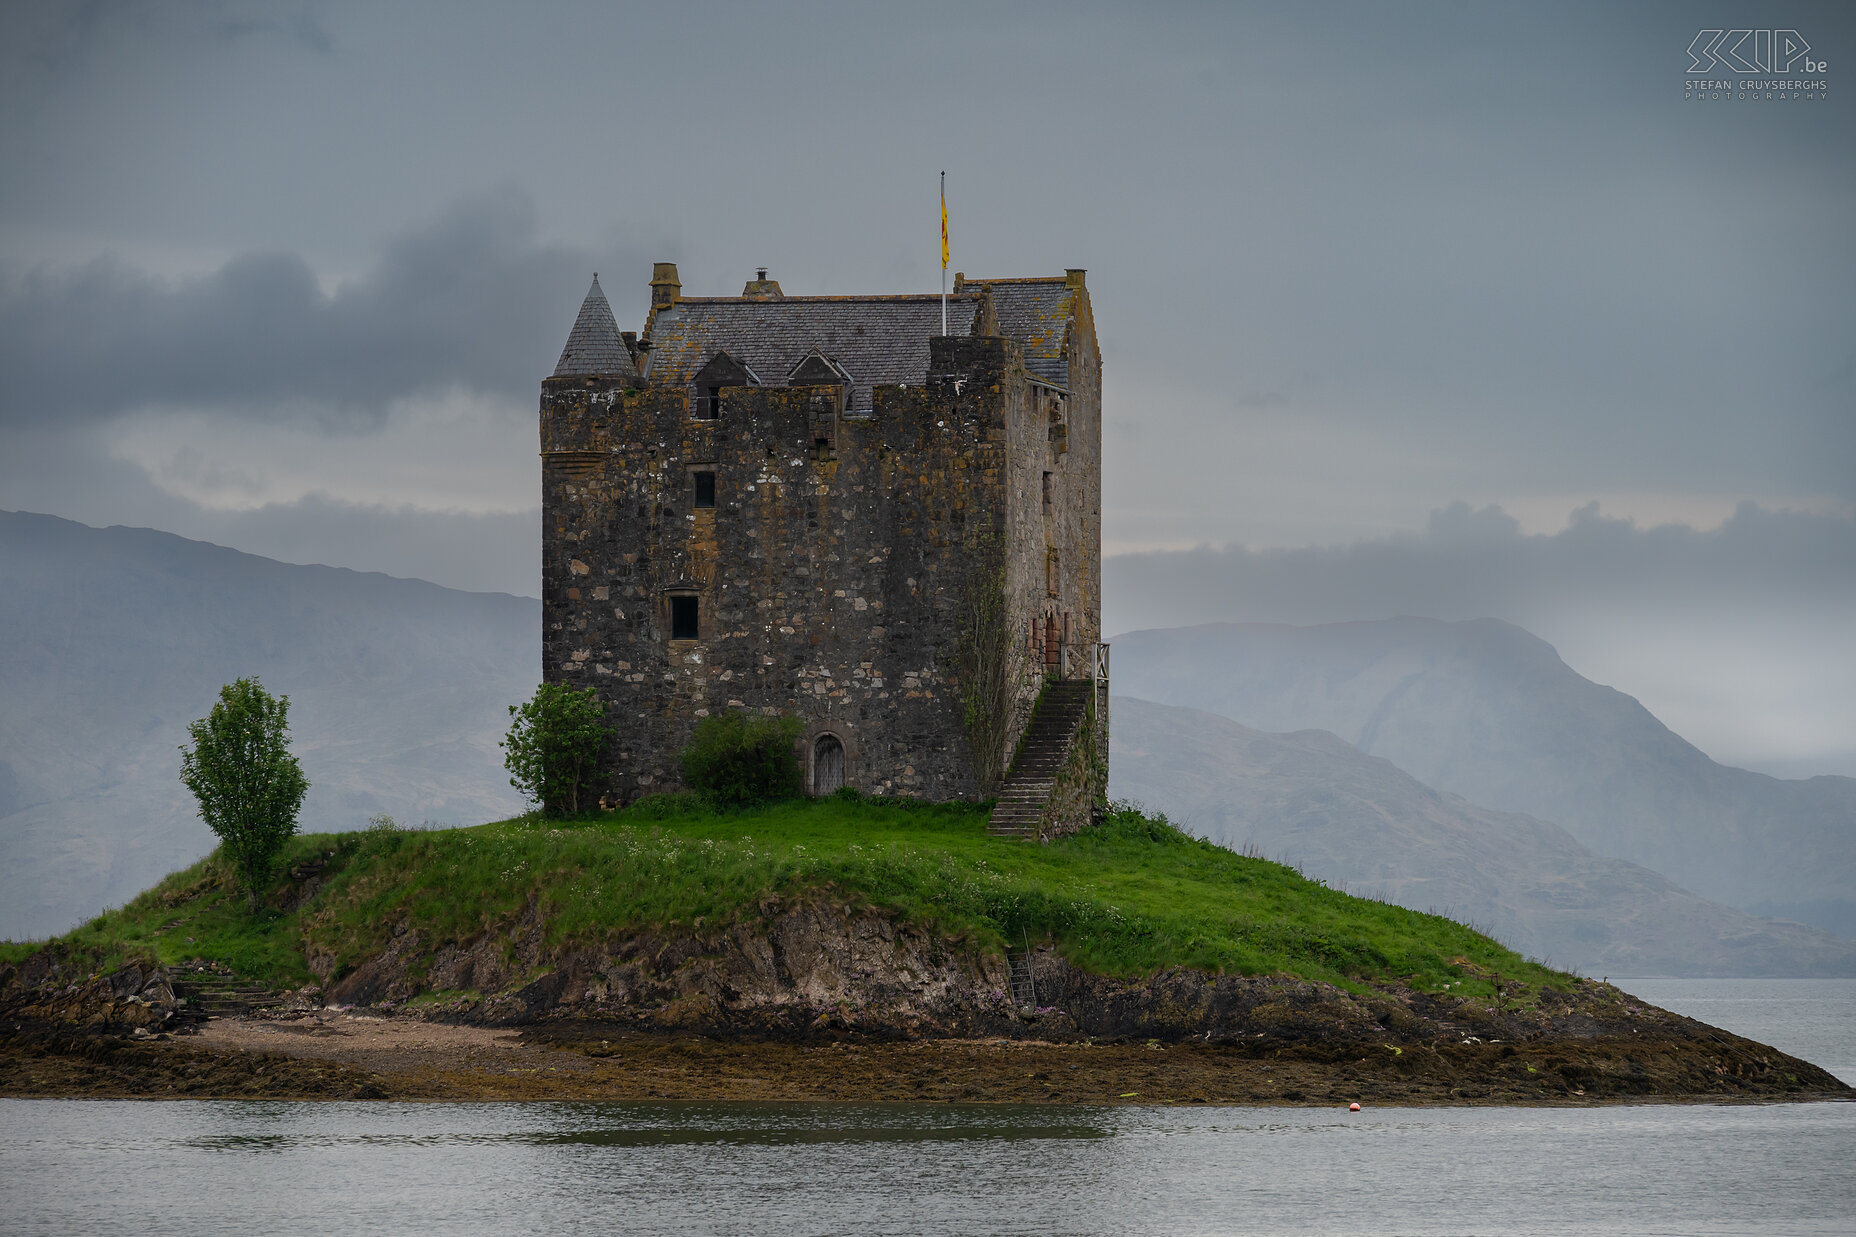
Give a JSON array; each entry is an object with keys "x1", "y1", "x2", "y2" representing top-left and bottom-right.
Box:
[
  {"x1": 644, "y1": 295, "x2": 984, "y2": 411},
  {"x1": 553, "y1": 275, "x2": 638, "y2": 379},
  {"x1": 966, "y1": 278, "x2": 1078, "y2": 388}
]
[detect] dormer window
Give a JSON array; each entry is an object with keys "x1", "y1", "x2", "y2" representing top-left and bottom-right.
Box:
[
  {"x1": 690, "y1": 350, "x2": 759, "y2": 422},
  {"x1": 787, "y1": 351, "x2": 849, "y2": 447}
]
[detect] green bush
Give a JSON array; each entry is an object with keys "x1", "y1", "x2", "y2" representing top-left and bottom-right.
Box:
[
  {"x1": 178, "y1": 677, "x2": 310, "y2": 911},
  {"x1": 679, "y1": 711, "x2": 803, "y2": 807},
  {"x1": 502, "y1": 683, "x2": 610, "y2": 817},
  {"x1": 625, "y1": 790, "x2": 708, "y2": 820}
]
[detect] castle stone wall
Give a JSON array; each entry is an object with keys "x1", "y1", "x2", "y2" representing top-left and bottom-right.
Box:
[{"x1": 542, "y1": 341, "x2": 1030, "y2": 802}]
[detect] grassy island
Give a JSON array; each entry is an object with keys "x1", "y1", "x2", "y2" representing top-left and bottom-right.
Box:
[
  {"x1": 14, "y1": 798, "x2": 1856, "y2": 1106},
  {"x1": 7, "y1": 799, "x2": 1852, "y2": 1106},
  {"x1": 9, "y1": 799, "x2": 1556, "y2": 1005}
]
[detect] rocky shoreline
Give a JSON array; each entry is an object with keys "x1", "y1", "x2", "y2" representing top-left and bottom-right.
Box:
[{"x1": 3, "y1": 940, "x2": 1849, "y2": 1105}]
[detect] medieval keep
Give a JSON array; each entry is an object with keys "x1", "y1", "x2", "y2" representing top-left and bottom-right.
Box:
[{"x1": 539, "y1": 263, "x2": 1107, "y2": 837}]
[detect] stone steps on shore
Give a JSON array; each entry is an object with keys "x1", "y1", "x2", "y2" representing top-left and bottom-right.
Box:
[{"x1": 167, "y1": 965, "x2": 281, "y2": 1021}]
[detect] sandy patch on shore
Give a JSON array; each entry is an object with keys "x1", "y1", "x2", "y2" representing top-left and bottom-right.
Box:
[{"x1": 193, "y1": 1011, "x2": 591, "y2": 1077}]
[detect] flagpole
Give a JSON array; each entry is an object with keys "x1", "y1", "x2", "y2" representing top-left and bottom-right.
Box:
[{"x1": 940, "y1": 171, "x2": 948, "y2": 336}]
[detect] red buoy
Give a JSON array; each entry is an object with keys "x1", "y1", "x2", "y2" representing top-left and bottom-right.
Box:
[{"x1": 1349, "y1": 1102, "x2": 1362, "y2": 1112}]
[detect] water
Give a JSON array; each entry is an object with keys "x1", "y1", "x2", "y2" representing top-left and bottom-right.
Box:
[
  {"x1": 4, "y1": 978, "x2": 1851, "y2": 1235},
  {"x1": 3, "y1": 1100, "x2": 1851, "y2": 1235}
]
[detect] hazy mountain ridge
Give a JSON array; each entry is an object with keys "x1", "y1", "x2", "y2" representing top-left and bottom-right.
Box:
[
  {"x1": 1108, "y1": 697, "x2": 1856, "y2": 977},
  {"x1": 4, "y1": 513, "x2": 1849, "y2": 978},
  {"x1": 1109, "y1": 619, "x2": 1856, "y2": 937},
  {"x1": 0, "y1": 511, "x2": 536, "y2": 938}
]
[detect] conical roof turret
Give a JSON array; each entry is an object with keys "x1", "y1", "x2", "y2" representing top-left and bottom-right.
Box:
[{"x1": 552, "y1": 274, "x2": 639, "y2": 380}]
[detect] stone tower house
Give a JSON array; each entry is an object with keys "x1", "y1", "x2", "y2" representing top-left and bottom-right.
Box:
[{"x1": 539, "y1": 264, "x2": 1106, "y2": 835}]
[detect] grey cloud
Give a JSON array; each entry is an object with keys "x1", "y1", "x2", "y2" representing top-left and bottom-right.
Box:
[
  {"x1": 1105, "y1": 501, "x2": 1856, "y2": 637},
  {"x1": 215, "y1": 9, "x2": 333, "y2": 55},
  {"x1": 4, "y1": 491, "x2": 540, "y2": 599},
  {"x1": 6, "y1": 1, "x2": 330, "y2": 74},
  {"x1": 1105, "y1": 501, "x2": 1856, "y2": 776},
  {"x1": 189, "y1": 495, "x2": 540, "y2": 597},
  {"x1": 0, "y1": 187, "x2": 642, "y2": 428},
  {"x1": 0, "y1": 428, "x2": 540, "y2": 596}
]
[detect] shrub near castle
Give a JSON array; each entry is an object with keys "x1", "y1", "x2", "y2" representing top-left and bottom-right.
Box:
[
  {"x1": 502, "y1": 683, "x2": 609, "y2": 817},
  {"x1": 678, "y1": 711, "x2": 805, "y2": 808}
]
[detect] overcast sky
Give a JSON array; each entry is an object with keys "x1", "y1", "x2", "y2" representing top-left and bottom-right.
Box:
[{"x1": 1, "y1": 1, "x2": 1851, "y2": 774}]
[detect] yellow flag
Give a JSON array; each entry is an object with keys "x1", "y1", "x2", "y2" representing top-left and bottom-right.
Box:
[{"x1": 940, "y1": 174, "x2": 949, "y2": 269}]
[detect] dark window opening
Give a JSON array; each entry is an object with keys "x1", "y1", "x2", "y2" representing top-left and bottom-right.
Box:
[
  {"x1": 670, "y1": 595, "x2": 699, "y2": 640},
  {"x1": 703, "y1": 386, "x2": 721, "y2": 419},
  {"x1": 1042, "y1": 471, "x2": 1053, "y2": 512},
  {"x1": 694, "y1": 471, "x2": 716, "y2": 508}
]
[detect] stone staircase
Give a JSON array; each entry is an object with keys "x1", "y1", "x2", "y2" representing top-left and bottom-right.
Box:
[
  {"x1": 987, "y1": 679, "x2": 1094, "y2": 837},
  {"x1": 168, "y1": 964, "x2": 281, "y2": 1025}
]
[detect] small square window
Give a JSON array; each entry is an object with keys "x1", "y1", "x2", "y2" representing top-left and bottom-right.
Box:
[
  {"x1": 694, "y1": 471, "x2": 716, "y2": 508},
  {"x1": 670, "y1": 595, "x2": 699, "y2": 640}
]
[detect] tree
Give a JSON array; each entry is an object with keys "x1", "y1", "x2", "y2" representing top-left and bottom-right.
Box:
[
  {"x1": 178, "y1": 678, "x2": 310, "y2": 911},
  {"x1": 679, "y1": 711, "x2": 803, "y2": 807},
  {"x1": 502, "y1": 683, "x2": 610, "y2": 816}
]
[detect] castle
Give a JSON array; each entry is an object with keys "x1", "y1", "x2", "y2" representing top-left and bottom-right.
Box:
[{"x1": 539, "y1": 263, "x2": 1106, "y2": 836}]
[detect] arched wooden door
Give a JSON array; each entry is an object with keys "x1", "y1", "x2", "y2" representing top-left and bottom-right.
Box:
[{"x1": 812, "y1": 734, "x2": 846, "y2": 795}]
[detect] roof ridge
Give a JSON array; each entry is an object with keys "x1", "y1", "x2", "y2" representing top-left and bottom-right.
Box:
[{"x1": 669, "y1": 293, "x2": 985, "y2": 305}]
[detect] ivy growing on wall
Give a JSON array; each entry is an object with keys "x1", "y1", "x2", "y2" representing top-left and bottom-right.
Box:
[{"x1": 954, "y1": 533, "x2": 1016, "y2": 794}]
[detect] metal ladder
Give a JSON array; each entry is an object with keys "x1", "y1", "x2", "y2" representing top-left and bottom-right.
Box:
[{"x1": 1007, "y1": 933, "x2": 1038, "y2": 1011}]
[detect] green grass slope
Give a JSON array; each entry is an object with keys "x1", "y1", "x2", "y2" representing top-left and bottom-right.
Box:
[{"x1": 3, "y1": 800, "x2": 1566, "y2": 1005}]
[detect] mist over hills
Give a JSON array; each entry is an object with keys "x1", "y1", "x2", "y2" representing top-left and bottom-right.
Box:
[
  {"x1": 1108, "y1": 697, "x2": 1856, "y2": 977},
  {"x1": 1109, "y1": 619, "x2": 1856, "y2": 939},
  {"x1": 3, "y1": 512, "x2": 1848, "y2": 977},
  {"x1": 0, "y1": 511, "x2": 533, "y2": 939}
]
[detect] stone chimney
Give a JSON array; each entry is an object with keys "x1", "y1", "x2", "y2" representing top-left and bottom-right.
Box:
[
  {"x1": 742, "y1": 267, "x2": 785, "y2": 300},
  {"x1": 649, "y1": 262, "x2": 682, "y2": 313}
]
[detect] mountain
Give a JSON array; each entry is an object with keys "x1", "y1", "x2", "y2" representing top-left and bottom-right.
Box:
[
  {"x1": 1108, "y1": 697, "x2": 1856, "y2": 976},
  {"x1": 0, "y1": 511, "x2": 536, "y2": 939},
  {"x1": 7, "y1": 511, "x2": 1849, "y2": 977},
  {"x1": 1108, "y1": 618, "x2": 1856, "y2": 938}
]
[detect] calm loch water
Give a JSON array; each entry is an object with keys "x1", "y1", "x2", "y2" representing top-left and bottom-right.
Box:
[{"x1": 5, "y1": 979, "x2": 1852, "y2": 1236}]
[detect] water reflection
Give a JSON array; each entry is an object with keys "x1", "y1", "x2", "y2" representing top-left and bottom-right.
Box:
[
  {"x1": 11, "y1": 1099, "x2": 1851, "y2": 1236},
  {"x1": 179, "y1": 1102, "x2": 1115, "y2": 1151}
]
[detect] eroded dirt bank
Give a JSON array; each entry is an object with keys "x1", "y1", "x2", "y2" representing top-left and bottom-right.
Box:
[{"x1": 4, "y1": 903, "x2": 1851, "y2": 1104}]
